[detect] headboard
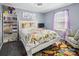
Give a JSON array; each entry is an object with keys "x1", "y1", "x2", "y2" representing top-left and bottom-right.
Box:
[{"x1": 19, "y1": 20, "x2": 37, "y2": 30}]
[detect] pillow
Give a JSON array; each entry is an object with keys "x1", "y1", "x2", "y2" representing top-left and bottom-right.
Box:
[
  {"x1": 74, "y1": 36, "x2": 79, "y2": 41},
  {"x1": 74, "y1": 30, "x2": 79, "y2": 41},
  {"x1": 20, "y1": 21, "x2": 37, "y2": 29},
  {"x1": 21, "y1": 22, "x2": 31, "y2": 28},
  {"x1": 68, "y1": 31, "x2": 76, "y2": 37}
]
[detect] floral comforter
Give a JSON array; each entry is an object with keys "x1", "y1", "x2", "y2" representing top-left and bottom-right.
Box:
[{"x1": 22, "y1": 28, "x2": 58, "y2": 46}]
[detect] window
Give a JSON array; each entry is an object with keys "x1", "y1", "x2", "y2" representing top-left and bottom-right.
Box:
[{"x1": 54, "y1": 10, "x2": 68, "y2": 31}]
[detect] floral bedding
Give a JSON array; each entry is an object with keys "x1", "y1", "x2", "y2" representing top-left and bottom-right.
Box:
[{"x1": 23, "y1": 28, "x2": 58, "y2": 46}]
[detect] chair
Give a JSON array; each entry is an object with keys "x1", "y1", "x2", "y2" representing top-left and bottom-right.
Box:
[{"x1": 65, "y1": 30, "x2": 79, "y2": 48}]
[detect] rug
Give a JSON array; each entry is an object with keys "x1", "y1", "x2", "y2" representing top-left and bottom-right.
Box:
[{"x1": 33, "y1": 40, "x2": 79, "y2": 56}]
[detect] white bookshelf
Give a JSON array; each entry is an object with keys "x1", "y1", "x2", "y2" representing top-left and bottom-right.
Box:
[{"x1": 3, "y1": 13, "x2": 18, "y2": 43}]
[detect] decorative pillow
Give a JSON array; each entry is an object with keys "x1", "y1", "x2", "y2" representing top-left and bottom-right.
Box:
[
  {"x1": 74, "y1": 34, "x2": 79, "y2": 41},
  {"x1": 74, "y1": 30, "x2": 79, "y2": 41},
  {"x1": 20, "y1": 21, "x2": 37, "y2": 29},
  {"x1": 68, "y1": 31, "x2": 76, "y2": 37}
]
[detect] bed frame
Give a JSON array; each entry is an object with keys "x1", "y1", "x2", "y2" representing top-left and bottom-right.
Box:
[
  {"x1": 19, "y1": 20, "x2": 60, "y2": 55},
  {"x1": 20, "y1": 35, "x2": 60, "y2": 55}
]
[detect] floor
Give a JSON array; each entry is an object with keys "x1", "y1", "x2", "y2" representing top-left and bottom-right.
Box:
[
  {"x1": 33, "y1": 40, "x2": 79, "y2": 56},
  {"x1": 0, "y1": 40, "x2": 27, "y2": 56},
  {"x1": 0, "y1": 40, "x2": 79, "y2": 56}
]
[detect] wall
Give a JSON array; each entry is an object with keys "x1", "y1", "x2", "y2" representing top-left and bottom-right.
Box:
[
  {"x1": 16, "y1": 8, "x2": 44, "y2": 23},
  {"x1": 43, "y1": 12, "x2": 54, "y2": 30},
  {"x1": 0, "y1": 5, "x2": 2, "y2": 47},
  {"x1": 43, "y1": 3, "x2": 79, "y2": 32}
]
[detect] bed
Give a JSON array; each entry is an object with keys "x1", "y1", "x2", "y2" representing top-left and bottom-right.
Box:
[{"x1": 19, "y1": 20, "x2": 60, "y2": 55}]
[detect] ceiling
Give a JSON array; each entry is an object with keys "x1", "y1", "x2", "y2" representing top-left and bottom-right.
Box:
[{"x1": 2, "y1": 3, "x2": 72, "y2": 13}]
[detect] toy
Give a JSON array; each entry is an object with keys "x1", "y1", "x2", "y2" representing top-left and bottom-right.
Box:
[
  {"x1": 42, "y1": 50, "x2": 57, "y2": 56},
  {"x1": 64, "y1": 51, "x2": 76, "y2": 56},
  {"x1": 60, "y1": 42, "x2": 68, "y2": 48}
]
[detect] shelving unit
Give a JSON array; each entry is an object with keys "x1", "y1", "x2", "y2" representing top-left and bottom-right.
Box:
[{"x1": 3, "y1": 13, "x2": 18, "y2": 43}]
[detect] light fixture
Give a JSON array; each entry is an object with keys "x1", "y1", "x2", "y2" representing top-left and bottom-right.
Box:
[{"x1": 36, "y1": 3, "x2": 43, "y2": 6}]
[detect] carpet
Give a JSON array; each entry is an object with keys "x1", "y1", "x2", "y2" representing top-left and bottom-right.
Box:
[{"x1": 33, "y1": 40, "x2": 79, "y2": 56}]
